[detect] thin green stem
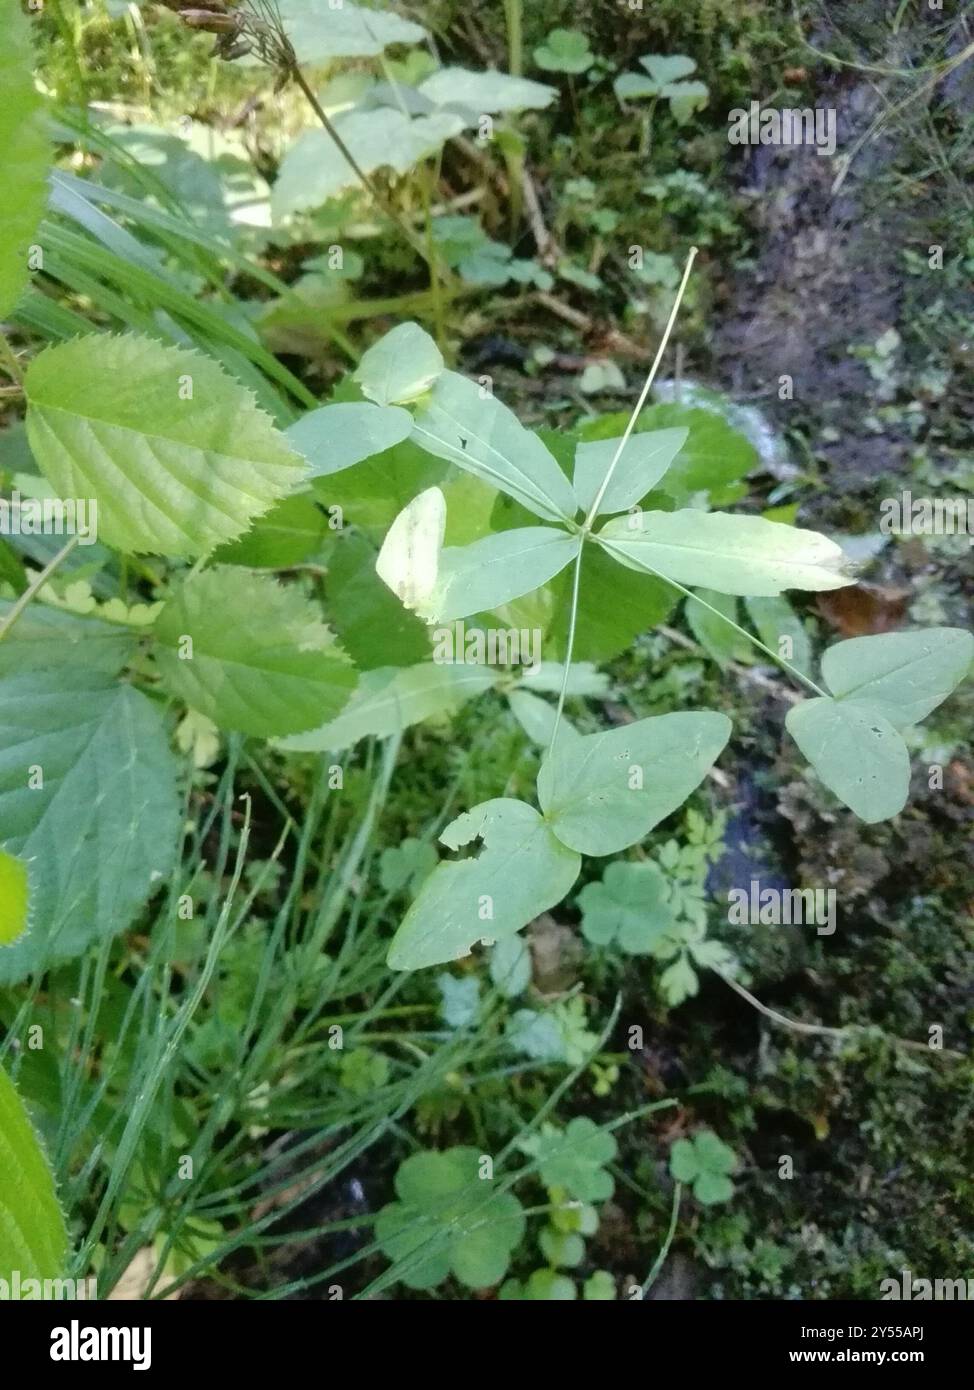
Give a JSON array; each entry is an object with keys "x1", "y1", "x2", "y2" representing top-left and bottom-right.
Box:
[
  {"x1": 640, "y1": 1181, "x2": 682, "y2": 1298},
  {"x1": 0, "y1": 535, "x2": 81, "y2": 643},
  {"x1": 0, "y1": 333, "x2": 24, "y2": 387},
  {"x1": 504, "y1": 0, "x2": 523, "y2": 77}
]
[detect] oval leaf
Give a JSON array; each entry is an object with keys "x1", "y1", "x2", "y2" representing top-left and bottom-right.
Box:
[
  {"x1": 785, "y1": 697, "x2": 910, "y2": 823},
  {"x1": 412, "y1": 371, "x2": 579, "y2": 522},
  {"x1": 537, "y1": 712, "x2": 732, "y2": 855},
  {"x1": 821, "y1": 627, "x2": 973, "y2": 729},
  {"x1": 154, "y1": 568, "x2": 355, "y2": 737},
  {"x1": 0, "y1": 1064, "x2": 67, "y2": 1284},
  {"x1": 572, "y1": 427, "x2": 687, "y2": 516},
  {"x1": 354, "y1": 322, "x2": 445, "y2": 407},
  {"x1": 376, "y1": 486, "x2": 446, "y2": 612},
  {"x1": 25, "y1": 334, "x2": 307, "y2": 558},
  {"x1": 426, "y1": 528, "x2": 579, "y2": 623},
  {"x1": 387, "y1": 798, "x2": 581, "y2": 970},
  {"x1": 599, "y1": 509, "x2": 852, "y2": 596}
]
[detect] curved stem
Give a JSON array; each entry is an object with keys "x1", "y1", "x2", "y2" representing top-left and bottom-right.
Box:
[{"x1": 0, "y1": 535, "x2": 81, "y2": 643}]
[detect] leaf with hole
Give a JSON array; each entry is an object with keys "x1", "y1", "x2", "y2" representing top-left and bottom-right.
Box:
[
  {"x1": 387, "y1": 798, "x2": 581, "y2": 970},
  {"x1": 785, "y1": 697, "x2": 910, "y2": 823}
]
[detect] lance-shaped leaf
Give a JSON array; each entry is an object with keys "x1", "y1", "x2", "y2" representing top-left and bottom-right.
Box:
[
  {"x1": 785, "y1": 697, "x2": 910, "y2": 824},
  {"x1": 820, "y1": 627, "x2": 973, "y2": 729},
  {"x1": 376, "y1": 486, "x2": 446, "y2": 613},
  {"x1": 24, "y1": 334, "x2": 307, "y2": 558},
  {"x1": 0, "y1": 668, "x2": 180, "y2": 984},
  {"x1": 537, "y1": 712, "x2": 732, "y2": 855},
  {"x1": 278, "y1": 663, "x2": 495, "y2": 752},
  {"x1": 508, "y1": 690, "x2": 580, "y2": 747},
  {"x1": 745, "y1": 595, "x2": 812, "y2": 678},
  {"x1": 412, "y1": 371, "x2": 579, "y2": 522},
  {"x1": 571, "y1": 427, "x2": 687, "y2": 516},
  {"x1": 0, "y1": 0, "x2": 50, "y2": 319},
  {"x1": 354, "y1": 322, "x2": 445, "y2": 407},
  {"x1": 154, "y1": 568, "x2": 355, "y2": 738},
  {"x1": 424, "y1": 527, "x2": 579, "y2": 623},
  {"x1": 598, "y1": 510, "x2": 852, "y2": 596},
  {"x1": 287, "y1": 402, "x2": 413, "y2": 477},
  {"x1": 0, "y1": 849, "x2": 29, "y2": 947},
  {"x1": 0, "y1": 1064, "x2": 67, "y2": 1284},
  {"x1": 387, "y1": 798, "x2": 581, "y2": 971}
]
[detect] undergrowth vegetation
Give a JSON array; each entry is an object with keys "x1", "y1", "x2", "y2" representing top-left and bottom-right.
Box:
[{"x1": 0, "y1": 0, "x2": 972, "y2": 1302}]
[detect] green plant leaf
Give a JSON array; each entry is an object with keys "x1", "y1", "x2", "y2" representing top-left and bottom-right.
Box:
[
  {"x1": 488, "y1": 935, "x2": 532, "y2": 998},
  {"x1": 0, "y1": 602, "x2": 134, "y2": 678},
  {"x1": 24, "y1": 334, "x2": 307, "y2": 558},
  {"x1": 270, "y1": 0, "x2": 426, "y2": 63},
  {"x1": 154, "y1": 568, "x2": 355, "y2": 738},
  {"x1": 820, "y1": 627, "x2": 973, "y2": 729},
  {"x1": 379, "y1": 838, "x2": 438, "y2": 896},
  {"x1": 311, "y1": 437, "x2": 445, "y2": 538},
  {"x1": 420, "y1": 68, "x2": 557, "y2": 113},
  {"x1": 327, "y1": 532, "x2": 431, "y2": 669},
  {"x1": 533, "y1": 28, "x2": 594, "y2": 75},
  {"x1": 669, "y1": 1130, "x2": 736, "y2": 1205},
  {"x1": 640, "y1": 54, "x2": 697, "y2": 85},
  {"x1": 387, "y1": 797, "x2": 581, "y2": 970},
  {"x1": 287, "y1": 402, "x2": 413, "y2": 477},
  {"x1": 277, "y1": 662, "x2": 494, "y2": 752},
  {"x1": 0, "y1": 848, "x2": 29, "y2": 947},
  {"x1": 0, "y1": 1063, "x2": 67, "y2": 1283},
  {"x1": 425, "y1": 527, "x2": 579, "y2": 622},
  {"x1": 686, "y1": 589, "x2": 752, "y2": 669},
  {"x1": 571, "y1": 427, "x2": 688, "y2": 516},
  {"x1": 412, "y1": 371, "x2": 579, "y2": 523},
  {"x1": 584, "y1": 1270, "x2": 617, "y2": 1300},
  {"x1": 785, "y1": 697, "x2": 910, "y2": 823},
  {"x1": 537, "y1": 712, "x2": 731, "y2": 855},
  {"x1": 0, "y1": 668, "x2": 180, "y2": 984},
  {"x1": 375, "y1": 1146, "x2": 525, "y2": 1290},
  {"x1": 520, "y1": 1118, "x2": 617, "y2": 1201},
  {"x1": 508, "y1": 689, "x2": 579, "y2": 747},
  {"x1": 354, "y1": 322, "x2": 445, "y2": 407},
  {"x1": 375, "y1": 485, "x2": 446, "y2": 614},
  {"x1": 577, "y1": 860, "x2": 674, "y2": 954},
  {"x1": 598, "y1": 509, "x2": 852, "y2": 596},
  {"x1": 744, "y1": 595, "x2": 813, "y2": 678},
  {"x1": 0, "y1": 0, "x2": 50, "y2": 318},
  {"x1": 212, "y1": 492, "x2": 326, "y2": 568}
]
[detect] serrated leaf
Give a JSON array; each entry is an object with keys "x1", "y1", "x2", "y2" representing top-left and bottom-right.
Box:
[
  {"x1": 0, "y1": 0, "x2": 51, "y2": 319},
  {"x1": 154, "y1": 568, "x2": 355, "y2": 738},
  {"x1": 412, "y1": 372, "x2": 579, "y2": 523},
  {"x1": 572, "y1": 427, "x2": 688, "y2": 516},
  {"x1": 24, "y1": 335, "x2": 307, "y2": 559},
  {"x1": 354, "y1": 323, "x2": 445, "y2": 407},
  {"x1": 278, "y1": 662, "x2": 494, "y2": 752},
  {"x1": 599, "y1": 510, "x2": 852, "y2": 596},
  {"x1": 537, "y1": 712, "x2": 732, "y2": 855},
  {"x1": 785, "y1": 697, "x2": 910, "y2": 823},
  {"x1": 212, "y1": 492, "x2": 326, "y2": 568},
  {"x1": 425, "y1": 527, "x2": 579, "y2": 622},
  {"x1": 311, "y1": 436, "x2": 445, "y2": 539},
  {"x1": 327, "y1": 533, "x2": 431, "y2": 669},
  {"x1": 0, "y1": 1064, "x2": 67, "y2": 1283},
  {"x1": 820, "y1": 627, "x2": 973, "y2": 728},
  {"x1": 287, "y1": 402, "x2": 413, "y2": 477},
  {"x1": 0, "y1": 848, "x2": 29, "y2": 947},
  {"x1": 0, "y1": 669, "x2": 180, "y2": 984},
  {"x1": 387, "y1": 797, "x2": 581, "y2": 970}
]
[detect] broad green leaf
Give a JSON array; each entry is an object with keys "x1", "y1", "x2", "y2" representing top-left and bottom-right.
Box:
[
  {"x1": 327, "y1": 533, "x2": 431, "y2": 669},
  {"x1": 354, "y1": 323, "x2": 445, "y2": 407},
  {"x1": 212, "y1": 492, "x2": 326, "y2": 568},
  {"x1": 665, "y1": 80, "x2": 709, "y2": 125},
  {"x1": 0, "y1": 603, "x2": 134, "y2": 677},
  {"x1": 744, "y1": 595, "x2": 813, "y2": 678},
  {"x1": 387, "y1": 797, "x2": 581, "y2": 970},
  {"x1": 375, "y1": 1147, "x2": 524, "y2": 1291},
  {"x1": 598, "y1": 510, "x2": 852, "y2": 596},
  {"x1": 537, "y1": 712, "x2": 732, "y2": 855},
  {"x1": 0, "y1": 0, "x2": 50, "y2": 318},
  {"x1": 572, "y1": 427, "x2": 687, "y2": 516},
  {"x1": 685, "y1": 589, "x2": 751, "y2": 669},
  {"x1": 419, "y1": 68, "x2": 556, "y2": 113},
  {"x1": 24, "y1": 335, "x2": 307, "y2": 559},
  {"x1": 273, "y1": 110, "x2": 463, "y2": 218},
  {"x1": 0, "y1": 1064, "x2": 67, "y2": 1283},
  {"x1": 376, "y1": 486, "x2": 445, "y2": 613},
  {"x1": 412, "y1": 372, "x2": 579, "y2": 523},
  {"x1": 581, "y1": 405, "x2": 756, "y2": 506},
  {"x1": 0, "y1": 538, "x2": 27, "y2": 596},
  {"x1": 507, "y1": 689, "x2": 579, "y2": 747},
  {"x1": 785, "y1": 697, "x2": 910, "y2": 823},
  {"x1": 535, "y1": 541, "x2": 679, "y2": 662},
  {"x1": 270, "y1": 0, "x2": 426, "y2": 63},
  {"x1": 0, "y1": 848, "x2": 29, "y2": 947},
  {"x1": 311, "y1": 437, "x2": 445, "y2": 538},
  {"x1": 278, "y1": 662, "x2": 494, "y2": 752},
  {"x1": 820, "y1": 627, "x2": 973, "y2": 729},
  {"x1": 287, "y1": 402, "x2": 413, "y2": 477},
  {"x1": 0, "y1": 669, "x2": 180, "y2": 984},
  {"x1": 154, "y1": 568, "x2": 355, "y2": 738},
  {"x1": 425, "y1": 527, "x2": 579, "y2": 623}
]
